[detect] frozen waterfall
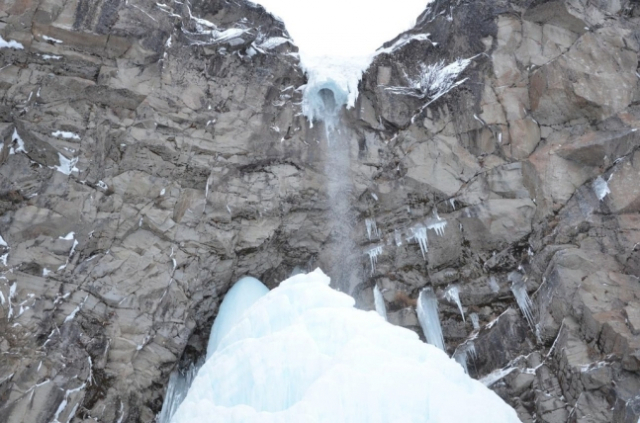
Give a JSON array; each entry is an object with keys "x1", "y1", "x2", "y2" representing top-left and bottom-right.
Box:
[
  {"x1": 417, "y1": 287, "x2": 446, "y2": 351},
  {"x1": 168, "y1": 269, "x2": 521, "y2": 423}
]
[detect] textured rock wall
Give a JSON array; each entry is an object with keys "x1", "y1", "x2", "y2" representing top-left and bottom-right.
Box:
[
  {"x1": 348, "y1": 0, "x2": 640, "y2": 421},
  {"x1": 1, "y1": 0, "x2": 640, "y2": 422},
  {"x1": 0, "y1": 1, "x2": 328, "y2": 421}
]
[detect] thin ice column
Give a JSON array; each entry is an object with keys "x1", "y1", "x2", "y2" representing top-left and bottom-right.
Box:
[{"x1": 417, "y1": 287, "x2": 445, "y2": 351}]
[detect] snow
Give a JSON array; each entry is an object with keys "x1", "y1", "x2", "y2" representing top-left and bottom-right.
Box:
[
  {"x1": 489, "y1": 275, "x2": 500, "y2": 293},
  {"x1": 52, "y1": 131, "x2": 81, "y2": 140},
  {"x1": 53, "y1": 153, "x2": 79, "y2": 175},
  {"x1": 42, "y1": 55, "x2": 62, "y2": 60},
  {"x1": 373, "y1": 285, "x2": 387, "y2": 321},
  {"x1": 0, "y1": 35, "x2": 24, "y2": 49},
  {"x1": 11, "y1": 129, "x2": 27, "y2": 154},
  {"x1": 42, "y1": 35, "x2": 63, "y2": 44},
  {"x1": 376, "y1": 33, "x2": 435, "y2": 55},
  {"x1": 0, "y1": 235, "x2": 7, "y2": 247},
  {"x1": 427, "y1": 220, "x2": 447, "y2": 236},
  {"x1": 255, "y1": 36, "x2": 290, "y2": 51},
  {"x1": 417, "y1": 287, "x2": 445, "y2": 351},
  {"x1": 255, "y1": 0, "x2": 431, "y2": 116},
  {"x1": 170, "y1": 269, "x2": 520, "y2": 423},
  {"x1": 63, "y1": 296, "x2": 87, "y2": 323},
  {"x1": 385, "y1": 58, "x2": 472, "y2": 117},
  {"x1": 593, "y1": 176, "x2": 610, "y2": 201},
  {"x1": 52, "y1": 382, "x2": 86, "y2": 423},
  {"x1": 206, "y1": 276, "x2": 269, "y2": 359},
  {"x1": 60, "y1": 232, "x2": 75, "y2": 241}
]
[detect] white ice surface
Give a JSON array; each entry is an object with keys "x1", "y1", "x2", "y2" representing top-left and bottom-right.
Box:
[
  {"x1": 206, "y1": 276, "x2": 269, "y2": 359},
  {"x1": 172, "y1": 269, "x2": 520, "y2": 423}
]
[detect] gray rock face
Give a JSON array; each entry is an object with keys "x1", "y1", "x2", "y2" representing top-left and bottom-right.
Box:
[{"x1": 0, "y1": 0, "x2": 639, "y2": 422}]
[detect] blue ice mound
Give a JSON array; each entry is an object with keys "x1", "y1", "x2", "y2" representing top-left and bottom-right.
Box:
[{"x1": 172, "y1": 269, "x2": 521, "y2": 423}]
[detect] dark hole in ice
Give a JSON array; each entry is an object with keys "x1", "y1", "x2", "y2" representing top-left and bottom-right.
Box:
[{"x1": 318, "y1": 88, "x2": 337, "y2": 114}]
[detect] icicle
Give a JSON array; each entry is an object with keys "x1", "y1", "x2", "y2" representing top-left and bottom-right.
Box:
[
  {"x1": 428, "y1": 220, "x2": 447, "y2": 236},
  {"x1": 365, "y1": 218, "x2": 380, "y2": 240},
  {"x1": 470, "y1": 313, "x2": 480, "y2": 330},
  {"x1": 410, "y1": 227, "x2": 428, "y2": 259},
  {"x1": 453, "y1": 341, "x2": 476, "y2": 374},
  {"x1": 366, "y1": 246, "x2": 383, "y2": 273},
  {"x1": 157, "y1": 359, "x2": 204, "y2": 423},
  {"x1": 489, "y1": 276, "x2": 500, "y2": 293},
  {"x1": 373, "y1": 285, "x2": 387, "y2": 321},
  {"x1": 417, "y1": 287, "x2": 445, "y2": 351},
  {"x1": 510, "y1": 276, "x2": 537, "y2": 330},
  {"x1": 444, "y1": 285, "x2": 465, "y2": 322},
  {"x1": 394, "y1": 229, "x2": 402, "y2": 247}
]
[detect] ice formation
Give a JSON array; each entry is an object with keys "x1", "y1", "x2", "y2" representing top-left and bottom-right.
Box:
[
  {"x1": 453, "y1": 341, "x2": 476, "y2": 375},
  {"x1": 53, "y1": 153, "x2": 79, "y2": 175},
  {"x1": 373, "y1": 285, "x2": 387, "y2": 321},
  {"x1": 385, "y1": 58, "x2": 472, "y2": 109},
  {"x1": 158, "y1": 360, "x2": 203, "y2": 423},
  {"x1": 255, "y1": 0, "x2": 430, "y2": 118},
  {"x1": 427, "y1": 220, "x2": 447, "y2": 236},
  {"x1": 509, "y1": 276, "x2": 537, "y2": 331},
  {"x1": 593, "y1": 176, "x2": 610, "y2": 201},
  {"x1": 470, "y1": 313, "x2": 480, "y2": 330},
  {"x1": 416, "y1": 287, "x2": 445, "y2": 351},
  {"x1": 365, "y1": 245, "x2": 383, "y2": 273},
  {"x1": 206, "y1": 276, "x2": 269, "y2": 359},
  {"x1": 410, "y1": 226, "x2": 428, "y2": 259},
  {"x1": 409, "y1": 219, "x2": 447, "y2": 260},
  {"x1": 170, "y1": 269, "x2": 520, "y2": 423},
  {"x1": 444, "y1": 285, "x2": 465, "y2": 322},
  {"x1": 365, "y1": 218, "x2": 380, "y2": 240}
]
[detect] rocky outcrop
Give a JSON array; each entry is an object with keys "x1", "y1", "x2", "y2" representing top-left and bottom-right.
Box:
[
  {"x1": 0, "y1": 1, "x2": 320, "y2": 421},
  {"x1": 350, "y1": 0, "x2": 640, "y2": 421},
  {"x1": 1, "y1": 0, "x2": 640, "y2": 422}
]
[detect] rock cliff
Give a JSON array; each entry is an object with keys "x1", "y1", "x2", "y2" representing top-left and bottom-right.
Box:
[{"x1": 0, "y1": 0, "x2": 639, "y2": 422}]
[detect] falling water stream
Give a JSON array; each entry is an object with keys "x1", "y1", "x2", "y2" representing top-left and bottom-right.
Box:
[{"x1": 307, "y1": 84, "x2": 361, "y2": 295}]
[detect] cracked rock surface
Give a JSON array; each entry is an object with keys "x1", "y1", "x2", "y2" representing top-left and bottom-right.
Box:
[{"x1": 1, "y1": 0, "x2": 640, "y2": 422}]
